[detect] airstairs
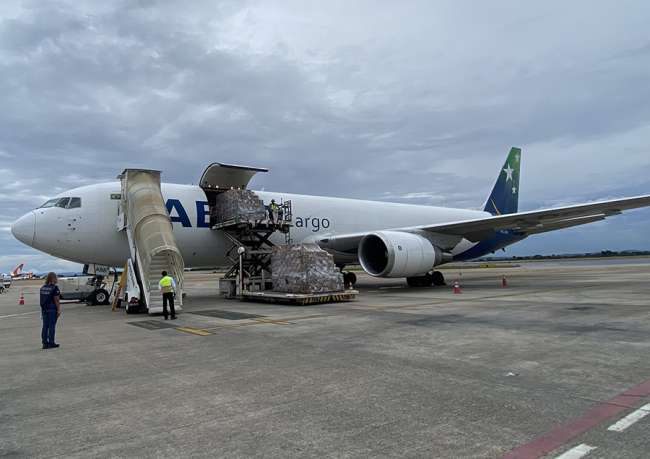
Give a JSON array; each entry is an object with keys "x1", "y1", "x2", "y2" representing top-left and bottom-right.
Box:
[{"x1": 117, "y1": 169, "x2": 184, "y2": 314}]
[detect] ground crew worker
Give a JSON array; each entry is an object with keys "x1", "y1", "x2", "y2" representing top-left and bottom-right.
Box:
[
  {"x1": 40, "y1": 272, "x2": 61, "y2": 349},
  {"x1": 159, "y1": 271, "x2": 177, "y2": 320},
  {"x1": 269, "y1": 199, "x2": 280, "y2": 224}
]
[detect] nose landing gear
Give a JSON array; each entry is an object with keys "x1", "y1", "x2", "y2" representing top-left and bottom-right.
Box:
[{"x1": 89, "y1": 288, "x2": 110, "y2": 305}]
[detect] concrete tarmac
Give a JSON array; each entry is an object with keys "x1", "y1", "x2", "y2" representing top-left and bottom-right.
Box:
[{"x1": 1, "y1": 261, "x2": 649, "y2": 458}]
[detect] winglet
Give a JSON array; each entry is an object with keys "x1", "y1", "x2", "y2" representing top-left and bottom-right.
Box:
[{"x1": 484, "y1": 147, "x2": 521, "y2": 216}]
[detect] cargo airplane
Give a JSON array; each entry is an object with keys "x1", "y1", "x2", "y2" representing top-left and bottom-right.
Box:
[{"x1": 11, "y1": 148, "x2": 650, "y2": 287}]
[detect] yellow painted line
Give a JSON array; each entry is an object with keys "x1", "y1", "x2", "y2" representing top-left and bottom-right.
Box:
[
  {"x1": 253, "y1": 318, "x2": 291, "y2": 325},
  {"x1": 176, "y1": 326, "x2": 212, "y2": 336},
  {"x1": 351, "y1": 300, "x2": 449, "y2": 310},
  {"x1": 273, "y1": 314, "x2": 327, "y2": 322},
  {"x1": 202, "y1": 321, "x2": 267, "y2": 331},
  {"x1": 352, "y1": 284, "x2": 610, "y2": 311},
  {"x1": 201, "y1": 314, "x2": 328, "y2": 331}
]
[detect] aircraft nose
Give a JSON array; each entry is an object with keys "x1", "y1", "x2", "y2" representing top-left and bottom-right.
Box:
[{"x1": 11, "y1": 212, "x2": 36, "y2": 247}]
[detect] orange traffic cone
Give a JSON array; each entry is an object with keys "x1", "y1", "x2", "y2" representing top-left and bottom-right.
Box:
[
  {"x1": 19, "y1": 291, "x2": 25, "y2": 305},
  {"x1": 453, "y1": 280, "x2": 462, "y2": 294},
  {"x1": 502, "y1": 275, "x2": 508, "y2": 288}
]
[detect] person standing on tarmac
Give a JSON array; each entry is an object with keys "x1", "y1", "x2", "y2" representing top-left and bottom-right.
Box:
[
  {"x1": 159, "y1": 271, "x2": 177, "y2": 320},
  {"x1": 40, "y1": 272, "x2": 61, "y2": 349}
]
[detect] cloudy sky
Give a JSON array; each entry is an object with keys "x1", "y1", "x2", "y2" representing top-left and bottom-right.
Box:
[{"x1": 1, "y1": 0, "x2": 650, "y2": 273}]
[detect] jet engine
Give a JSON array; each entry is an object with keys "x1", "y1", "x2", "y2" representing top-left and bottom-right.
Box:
[{"x1": 358, "y1": 231, "x2": 444, "y2": 278}]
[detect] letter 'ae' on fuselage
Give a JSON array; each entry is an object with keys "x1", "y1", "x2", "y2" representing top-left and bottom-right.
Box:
[{"x1": 10, "y1": 148, "x2": 650, "y2": 279}]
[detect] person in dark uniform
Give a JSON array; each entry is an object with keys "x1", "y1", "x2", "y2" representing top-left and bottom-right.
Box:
[
  {"x1": 40, "y1": 272, "x2": 61, "y2": 349},
  {"x1": 158, "y1": 271, "x2": 177, "y2": 320}
]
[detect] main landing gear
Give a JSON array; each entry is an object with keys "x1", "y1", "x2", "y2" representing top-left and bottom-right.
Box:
[
  {"x1": 343, "y1": 271, "x2": 357, "y2": 289},
  {"x1": 338, "y1": 265, "x2": 357, "y2": 289},
  {"x1": 406, "y1": 271, "x2": 446, "y2": 288}
]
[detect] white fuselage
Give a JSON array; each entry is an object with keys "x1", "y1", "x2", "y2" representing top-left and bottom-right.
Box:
[{"x1": 12, "y1": 182, "x2": 490, "y2": 268}]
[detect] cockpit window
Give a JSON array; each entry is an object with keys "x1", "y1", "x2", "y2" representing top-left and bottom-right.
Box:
[
  {"x1": 38, "y1": 197, "x2": 81, "y2": 209},
  {"x1": 39, "y1": 199, "x2": 59, "y2": 208}
]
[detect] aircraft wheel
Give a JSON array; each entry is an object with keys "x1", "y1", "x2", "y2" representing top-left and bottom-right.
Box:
[
  {"x1": 89, "y1": 288, "x2": 110, "y2": 305},
  {"x1": 432, "y1": 271, "x2": 446, "y2": 286},
  {"x1": 407, "y1": 273, "x2": 434, "y2": 287}
]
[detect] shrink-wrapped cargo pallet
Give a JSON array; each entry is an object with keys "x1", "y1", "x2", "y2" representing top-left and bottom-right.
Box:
[
  {"x1": 211, "y1": 189, "x2": 268, "y2": 224},
  {"x1": 271, "y1": 244, "x2": 344, "y2": 294}
]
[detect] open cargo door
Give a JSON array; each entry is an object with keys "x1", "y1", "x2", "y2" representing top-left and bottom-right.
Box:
[
  {"x1": 200, "y1": 163, "x2": 270, "y2": 228},
  {"x1": 199, "y1": 163, "x2": 268, "y2": 192}
]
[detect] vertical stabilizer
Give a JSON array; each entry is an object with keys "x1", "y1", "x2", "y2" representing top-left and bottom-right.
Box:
[
  {"x1": 11, "y1": 263, "x2": 24, "y2": 277},
  {"x1": 484, "y1": 147, "x2": 521, "y2": 216}
]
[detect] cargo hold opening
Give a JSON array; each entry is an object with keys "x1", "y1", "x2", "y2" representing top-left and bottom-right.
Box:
[{"x1": 198, "y1": 163, "x2": 269, "y2": 227}]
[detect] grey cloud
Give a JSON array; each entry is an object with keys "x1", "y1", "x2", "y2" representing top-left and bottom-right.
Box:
[{"x1": 1, "y1": 1, "x2": 650, "y2": 271}]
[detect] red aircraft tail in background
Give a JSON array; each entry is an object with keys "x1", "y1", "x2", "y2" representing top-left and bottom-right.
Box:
[{"x1": 10, "y1": 263, "x2": 24, "y2": 277}]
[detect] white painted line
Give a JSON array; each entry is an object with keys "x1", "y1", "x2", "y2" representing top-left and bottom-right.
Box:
[
  {"x1": 607, "y1": 403, "x2": 650, "y2": 432},
  {"x1": 554, "y1": 444, "x2": 597, "y2": 459},
  {"x1": 0, "y1": 311, "x2": 39, "y2": 319}
]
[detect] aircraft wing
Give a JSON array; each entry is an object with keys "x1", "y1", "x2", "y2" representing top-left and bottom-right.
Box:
[{"x1": 317, "y1": 194, "x2": 650, "y2": 251}]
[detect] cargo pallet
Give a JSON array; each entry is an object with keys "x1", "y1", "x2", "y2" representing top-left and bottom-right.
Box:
[
  {"x1": 239, "y1": 289, "x2": 358, "y2": 306},
  {"x1": 219, "y1": 278, "x2": 357, "y2": 305}
]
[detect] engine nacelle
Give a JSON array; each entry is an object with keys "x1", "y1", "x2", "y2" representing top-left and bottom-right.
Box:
[{"x1": 358, "y1": 231, "x2": 443, "y2": 278}]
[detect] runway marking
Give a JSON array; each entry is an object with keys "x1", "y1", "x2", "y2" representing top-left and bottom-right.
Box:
[
  {"x1": 554, "y1": 444, "x2": 597, "y2": 459},
  {"x1": 501, "y1": 376, "x2": 650, "y2": 459},
  {"x1": 607, "y1": 403, "x2": 650, "y2": 432},
  {"x1": 351, "y1": 299, "x2": 450, "y2": 311},
  {"x1": 362, "y1": 287, "x2": 585, "y2": 307},
  {"x1": 201, "y1": 314, "x2": 327, "y2": 331},
  {"x1": 252, "y1": 318, "x2": 291, "y2": 325},
  {"x1": 272, "y1": 314, "x2": 327, "y2": 322},
  {"x1": 355, "y1": 287, "x2": 569, "y2": 311},
  {"x1": 0, "y1": 311, "x2": 39, "y2": 319},
  {"x1": 176, "y1": 327, "x2": 212, "y2": 336}
]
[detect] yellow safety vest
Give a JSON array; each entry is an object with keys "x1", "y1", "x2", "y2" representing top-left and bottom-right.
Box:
[{"x1": 159, "y1": 276, "x2": 174, "y2": 294}]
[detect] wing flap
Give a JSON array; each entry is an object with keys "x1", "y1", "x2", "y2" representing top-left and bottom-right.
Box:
[{"x1": 522, "y1": 214, "x2": 607, "y2": 235}]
